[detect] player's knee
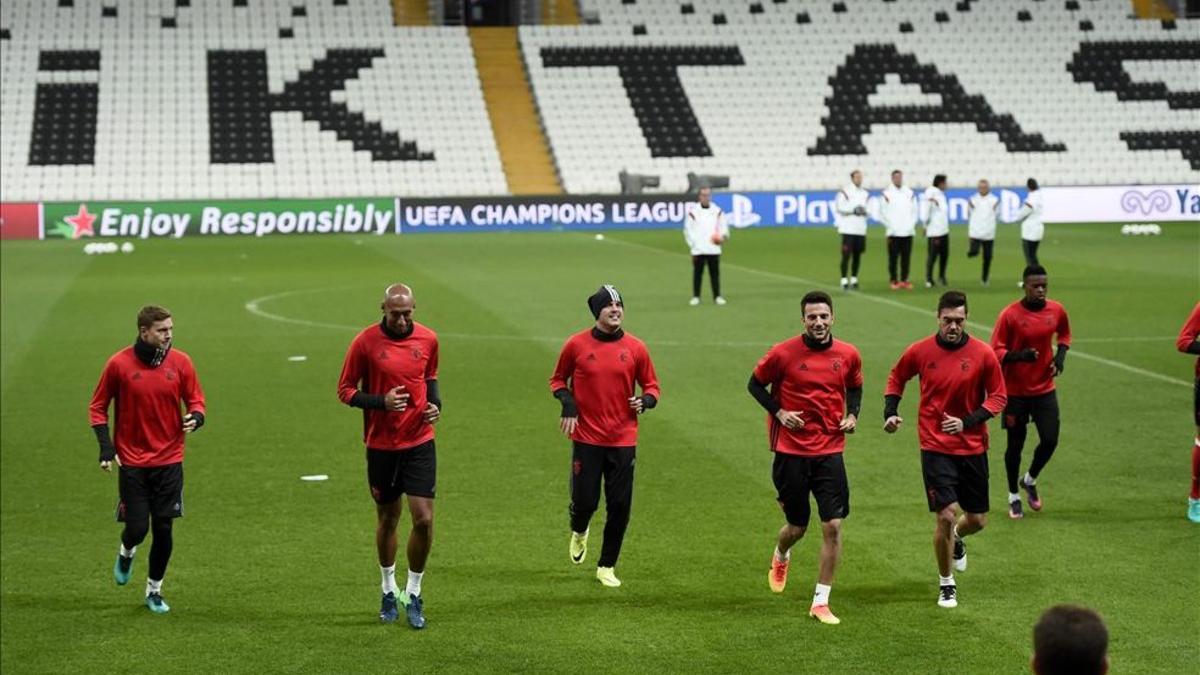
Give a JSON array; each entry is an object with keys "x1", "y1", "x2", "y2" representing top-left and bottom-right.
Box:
[
  {"x1": 935, "y1": 508, "x2": 957, "y2": 530},
  {"x1": 783, "y1": 523, "x2": 807, "y2": 540},
  {"x1": 151, "y1": 517, "x2": 173, "y2": 538},
  {"x1": 968, "y1": 513, "x2": 987, "y2": 531},
  {"x1": 820, "y1": 519, "x2": 842, "y2": 541},
  {"x1": 606, "y1": 499, "x2": 632, "y2": 521},
  {"x1": 410, "y1": 511, "x2": 433, "y2": 534},
  {"x1": 377, "y1": 508, "x2": 402, "y2": 529},
  {"x1": 123, "y1": 520, "x2": 150, "y2": 546}
]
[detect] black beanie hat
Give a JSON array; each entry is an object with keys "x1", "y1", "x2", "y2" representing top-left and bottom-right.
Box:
[{"x1": 587, "y1": 285, "x2": 624, "y2": 318}]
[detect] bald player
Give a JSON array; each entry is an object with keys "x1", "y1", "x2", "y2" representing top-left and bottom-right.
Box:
[{"x1": 338, "y1": 284, "x2": 441, "y2": 629}]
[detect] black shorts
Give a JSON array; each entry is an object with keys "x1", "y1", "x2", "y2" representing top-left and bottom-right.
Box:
[
  {"x1": 772, "y1": 452, "x2": 849, "y2": 527},
  {"x1": 367, "y1": 440, "x2": 436, "y2": 503},
  {"x1": 921, "y1": 451, "x2": 989, "y2": 514},
  {"x1": 841, "y1": 234, "x2": 866, "y2": 254},
  {"x1": 1002, "y1": 390, "x2": 1060, "y2": 429},
  {"x1": 117, "y1": 463, "x2": 184, "y2": 522}
]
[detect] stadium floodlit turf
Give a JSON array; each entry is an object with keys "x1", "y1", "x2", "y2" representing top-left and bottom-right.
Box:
[{"x1": 2, "y1": 222, "x2": 1197, "y2": 673}]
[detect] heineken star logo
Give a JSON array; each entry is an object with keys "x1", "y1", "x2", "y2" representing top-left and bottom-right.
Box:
[{"x1": 52, "y1": 204, "x2": 97, "y2": 239}]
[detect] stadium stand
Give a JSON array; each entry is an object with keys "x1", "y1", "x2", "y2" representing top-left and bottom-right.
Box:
[
  {"x1": 0, "y1": 0, "x2": 1195, "y2": 200},
  {"x1": 0, "y1": 0, "x2": 506, "y2": 201},
  {"x1": 530, "y1": 0, "x2": 1199, "y2": 193}
]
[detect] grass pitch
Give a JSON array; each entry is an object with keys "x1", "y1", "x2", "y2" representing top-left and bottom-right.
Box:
[{"x1": 2, "y1": 222, "x2": 1198, "y2": 673}]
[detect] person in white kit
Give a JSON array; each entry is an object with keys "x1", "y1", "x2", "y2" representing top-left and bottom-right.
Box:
[
  {"x1": 881, "y1": 170, "x2": 918, "y2": 290},
  {"x1": 835, "y1": 170, "x2": 870, "y2": 291},
  {"x1": 684, "y1": 186, "x2": 730, "y2": 306},
  {"x1": 921, "y1": 174, "x2": 951, "y2": 289},
  {"x1": 1010, "y1": 178, "x2": 1045, "y2": 287},
  {"x1": 966, "y1": 179, "x2": 1000, "y2": 287}
]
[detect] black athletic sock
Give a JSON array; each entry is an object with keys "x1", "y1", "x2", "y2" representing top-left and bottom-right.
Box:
[
  {"x1": 840, "y1": 249, "x2": 851, "y2": 277},
  {"x1": 691, "y1": 257, "x2": 704, "y2": 298},
  {"x1": 122, "y1": 520, "x2": 149, "y2": 550},
  {"x1": 850, "y1": 250, "x2": 861, "y2": 277},
  {"x1": 1027, "y1": 409, "x2": 1060, "y2": 479},
  {"x1": 148, "y1": 518, "x2": 174, "y2": 581},
  {"x1": 981, "y1": 242, "x2": 993, "y2": 282},
  {"x1": 1005, "y1": 425, "x2": 1028, "y2": 494},
  {"x1": 709, "y1": 256, "x2": 721, "y2": 298}
]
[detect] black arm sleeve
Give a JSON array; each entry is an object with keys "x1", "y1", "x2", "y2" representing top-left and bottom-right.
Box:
[
  {"x1": 1187, "y1": 342, "x2": 1200, "y2": 355},
  {"x1": 961, "y1": 408, "x2": 994, "y2": 428},
  {"x1": 186, "y1": 410, "x2": 205, "y2": 431},
  {"x1": 93, "y1": 423, "x2": 116, "y2": 461},
  {"x1": 640, "y1": 393, "x2": 657, "y2": 411},
  {"x1": 747, "y1": 376, "x2": 781, "y2": 415},
  {"x1": 845, "y1": 387, "x2": 863, "y2": 417},
  {"x1": 350, "y1": 391, "x2": 386, "y2": 410},
  {"x1": 883, "y1": 394, "x2": 901, "y2": 420},
  {"x1": 553, "y1": 388, "x2": 578, "y2": 417},
  {"x1": 425, "y1": 379, "x2": 441, "y2": 411},
  {"x1": 1054, "y1": 344, "x2": 1069, "y2": 371}
]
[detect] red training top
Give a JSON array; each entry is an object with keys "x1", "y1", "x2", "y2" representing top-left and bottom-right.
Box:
[
  {"x1": 885, "y1": 335, "x2": 1007, "y2": 456},
  {"x1": 89, "y1": 347, "x2": 206, "y2": 468},
  {"x1": 549, "y1": 329, "x2": 660, "y2": 447},
  {"x1": 1178, "y1": 301, "x2": 1200, "y2": 379},
  {"x1": 753, "y1": 337, "x2": 863, "y2": 456},
  {"x1": 990, "y1": 299, "x2": 1072, "y2": 397},
  {"x1": 338, "y1": 321, "x2": 439, "y2": 451}
]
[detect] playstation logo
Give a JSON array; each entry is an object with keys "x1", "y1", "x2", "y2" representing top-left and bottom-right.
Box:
[{"x1": 727, "y1": 194, "x2": 761, "y2": 228}]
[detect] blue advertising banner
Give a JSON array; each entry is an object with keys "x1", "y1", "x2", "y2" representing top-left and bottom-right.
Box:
[
  {"x1": 396, "y1": 187, "x2": 1031, "y2": 234},
  {"x1": 711, "y1": 187, "x2": 1030, "y2": 229}
]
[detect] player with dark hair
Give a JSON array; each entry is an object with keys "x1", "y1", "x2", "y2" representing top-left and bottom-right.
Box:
[
  {"x1": 883, "y1": 291, "x2": 1006, "y2": 608},
  {"x1": 921, "y1": 174, "x2": 950, "y2": 288},
  {"x1": 1177, "y1": 301, "x2": 1200, "y2": 523},
  {"x1": 748, "y1": 290, "x2": 863, "y2": 625},
  {"x1": 90, "y1": 305, "x2": 206, "y2": 614},
  {"x1": 991, "y1": 265, "x2": 1071, "y2": 519},
  {"x1": 835, "y1": 170, "x2": 869, "y2": 291},
  {"x1": 966, "y1": 179, "x2": 999, "y2": 286},
  {"x1": 338, "y1": 283, "x2": 441, "y2": 629},
  {"x1": 881, "y1": 170, "x2": 917, "y2": 290},
  {"x1": 551, "y1": 285, "x2": 660, "y2": 588},
  {"x1": 1032, "y1": 605, "x2": 1109, "y2": 675}
]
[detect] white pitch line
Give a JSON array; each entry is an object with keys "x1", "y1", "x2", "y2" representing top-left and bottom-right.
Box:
[
  {"x1": 1068, "y1": 336, "x2": 1175, "y2": 343},
  {"x1": 245, "y1": 289, "x2": 774, "y2": 349},
  {"x1": 245, "y1": 275, "x2": 1190, "y2": 388},
  {"x1": 603, "y1": 236, "x2": 1192, "y2": 389}
]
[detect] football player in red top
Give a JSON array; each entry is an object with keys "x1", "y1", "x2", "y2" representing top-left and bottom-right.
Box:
[
  {"x1": 550, "y1": 285, "x2": 660, "y2": 589},
  {"x1": 748, "y1": 291, "x2": 863, "y2": 625},
  {"x1": 338, "y1": 283, "x2": 441, "y2": 629},
  {"x1": 990, "y1": 265, "x2": 1072, "y2": 519},
  {"x1": 1176, "y1": 301, "x2": 1200, "y2": 523},
  {"x1": 884, "y1": 291, "x2": 1006, "y2": 609},
  {"x1": 89, "y1": 305, "x2": 206, "y2": 614}
]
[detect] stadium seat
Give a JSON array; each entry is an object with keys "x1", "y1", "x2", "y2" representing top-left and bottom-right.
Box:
[
  {"x1": 1, "y1": 0, "x2": 1196, "y2": 199},
  {"x1": 0, "y1": 0, "x2": 506, "y2": 201},
  {"x1": 533, "y1": 0, "x2": 1199, "y2": 192}
]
